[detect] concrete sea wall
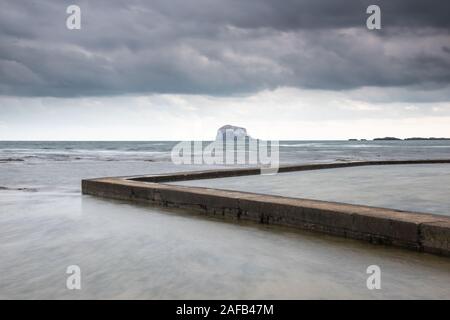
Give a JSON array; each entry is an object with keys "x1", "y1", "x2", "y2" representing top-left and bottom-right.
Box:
[{"x1": 82, "y1": 160, "x2": 450, "y2": 257}]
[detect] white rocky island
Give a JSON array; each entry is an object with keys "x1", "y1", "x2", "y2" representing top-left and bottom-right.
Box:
[{"x1": 215, "y1": 125, "x2": 252, "y2": 142}]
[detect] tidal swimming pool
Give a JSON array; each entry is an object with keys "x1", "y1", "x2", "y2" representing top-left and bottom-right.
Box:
[
  {"x1": 171, "y1": 164, "x2": 450, "y2": 216},
  {"x1": 1, "y1": 160, "x2": 449, "y2": 299}
]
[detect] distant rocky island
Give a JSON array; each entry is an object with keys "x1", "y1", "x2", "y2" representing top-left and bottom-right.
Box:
[
  {"x1": 348, "y1": 137, "x2": 450, "y2": 141},
  {"x1": 216, "y1": 125, "x2": 252, "y2": 141},
  {"x1": 373, "y1": 137, "x2": 402, "y2": 141},
  {"x1": 374, "y1": 137, "x2": 450, "y2": 141},
  {"x1": 403, "y1": 137, "x2": 450, "y2": 141}
]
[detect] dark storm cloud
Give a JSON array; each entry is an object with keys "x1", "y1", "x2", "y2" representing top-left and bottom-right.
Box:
[{"x1": 0, "y1": 0, "x2": 449, "y2": 97}]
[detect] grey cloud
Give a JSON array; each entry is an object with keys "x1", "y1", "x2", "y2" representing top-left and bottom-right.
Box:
[{"x1": 0, "y1": 0, "x2": 449, "y2": 98}]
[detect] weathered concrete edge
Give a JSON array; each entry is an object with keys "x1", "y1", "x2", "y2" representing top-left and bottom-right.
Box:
[{"x1": 81, "y1": 176, "x2": 450, "y2": 257}]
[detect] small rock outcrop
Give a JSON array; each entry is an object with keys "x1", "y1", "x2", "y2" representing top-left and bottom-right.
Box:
[{"x1": 215, "y1": 125, "x2": 251, "y2": 141}]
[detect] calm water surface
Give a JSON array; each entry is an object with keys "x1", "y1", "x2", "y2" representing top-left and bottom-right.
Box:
[
  {"x1": 1, "y1": 141, "x2": 449, "y2": 299},
  {"x1": 173, "y1": 164, "x2": 450, "y2": 216}
]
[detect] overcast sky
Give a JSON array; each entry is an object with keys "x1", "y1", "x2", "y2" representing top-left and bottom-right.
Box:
[{"x1": 1, "y1": 0, "x2": 449, "y2": 140}]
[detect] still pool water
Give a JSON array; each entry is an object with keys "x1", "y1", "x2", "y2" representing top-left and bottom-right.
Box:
[
  {"x1": 172, "y1": 164, "x2": 450, "y2": 216},
  {"x1": 1, "y1": 189, "x2": 450, "y2": 299}
]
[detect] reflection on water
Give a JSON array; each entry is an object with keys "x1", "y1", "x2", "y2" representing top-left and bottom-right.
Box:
[{"x1": 173, "y1": 164, "x2": 450, "y2": 216}]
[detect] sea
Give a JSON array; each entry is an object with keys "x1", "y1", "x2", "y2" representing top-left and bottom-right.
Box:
[{"x1": 1, "y1": 140, "x2": 449, "y2": 299}]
